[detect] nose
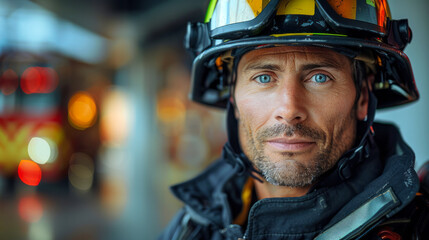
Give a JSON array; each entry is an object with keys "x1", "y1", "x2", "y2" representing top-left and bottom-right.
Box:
[{"x1": 272, "y1": 80, "x2": 308, "y2": 124}]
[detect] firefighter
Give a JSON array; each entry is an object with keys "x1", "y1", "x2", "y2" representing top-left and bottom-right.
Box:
[{"x1": 160, "y1": 0, "x2": 429, "y2": 239}]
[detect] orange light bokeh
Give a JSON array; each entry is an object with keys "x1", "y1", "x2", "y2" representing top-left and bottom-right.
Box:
[
  {"x1": 68, "y1": 91, "x2": 97, "y2": 130},
  {"x1": 18, "y1": 160, "x2": 42, "y2": 186},
  {"x1": 156, "y1": 95, "x2": 186, "y2": 125}
]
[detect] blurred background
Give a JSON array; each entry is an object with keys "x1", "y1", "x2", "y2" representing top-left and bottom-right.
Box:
[{"x1": 0, "y1": 0, "x2": 427, "y2": 239}]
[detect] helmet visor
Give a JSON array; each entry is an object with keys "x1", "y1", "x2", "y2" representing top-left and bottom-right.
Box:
[
  {"x1": 208, "y1": 0, "x2": 280, "y2": 39},
  {"x1": 325, "y1": 0, "x2": 391, "y2": 28},
  {"x1": 318, "y1": 0, "x2": 391, "y2": 36},
  {"x1": 208, "y1": 0, "x2": 272, "y2": 26},
  {"x1": 206, "y1": 0, "x2": 391, "y2": 39}
]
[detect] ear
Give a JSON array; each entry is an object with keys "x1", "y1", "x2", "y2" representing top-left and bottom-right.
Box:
[{"x1": 356, "y1": 75, "x2": 374, "y2": 120}]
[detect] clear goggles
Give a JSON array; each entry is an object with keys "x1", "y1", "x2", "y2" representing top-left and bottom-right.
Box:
[{"x1": 206, "y1": 0, "x2": 391, "y2": 39}]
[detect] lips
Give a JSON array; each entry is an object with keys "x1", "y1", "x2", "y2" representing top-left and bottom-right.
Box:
[{"x1": 265, "y1": 138, "x2": 316, "y2": 152}]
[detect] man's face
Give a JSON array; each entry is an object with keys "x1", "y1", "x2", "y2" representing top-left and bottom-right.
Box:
[{"x1": 234, "y1": 46, "x2": 368, "y2": 187}]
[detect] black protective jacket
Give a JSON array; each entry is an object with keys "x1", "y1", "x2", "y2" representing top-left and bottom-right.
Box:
[{"x1": 159, "y1": 123, "x2": 429, "y2": 239}]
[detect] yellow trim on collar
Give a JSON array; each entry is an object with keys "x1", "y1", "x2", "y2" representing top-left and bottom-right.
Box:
[{"x1": 233, "y1": 178, "x2": 254, "y2": 225}]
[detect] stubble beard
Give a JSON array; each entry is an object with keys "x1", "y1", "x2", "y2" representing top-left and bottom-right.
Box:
[{"x1": 242, "y1": 116, "x2": 356, "y2": 188}]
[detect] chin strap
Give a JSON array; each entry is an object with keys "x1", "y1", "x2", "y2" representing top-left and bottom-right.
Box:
[
  {"x1": 222, "y1": 101, "x2": 264, "y2": 182},
  {"x1": 336, "y1": 90, "x2": 378, "y2": 181}
]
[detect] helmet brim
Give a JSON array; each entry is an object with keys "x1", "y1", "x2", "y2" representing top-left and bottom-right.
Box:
[{"x1": 190, "y1": 35, "x2": 418, "y2": 109}]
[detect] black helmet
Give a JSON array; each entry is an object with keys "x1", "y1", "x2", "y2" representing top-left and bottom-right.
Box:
[{"x1": 185, "y1": 0, "x2": 418, "y2": 109}]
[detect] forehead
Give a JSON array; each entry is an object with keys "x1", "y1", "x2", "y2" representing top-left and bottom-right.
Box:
[{"x1": 238, "y1": 46, "x2": 351, "y2": 70}]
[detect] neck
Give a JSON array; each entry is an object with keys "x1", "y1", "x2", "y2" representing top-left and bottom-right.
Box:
[{"x1": 253, "y1": 178, "x2": 312, "y2": 199}]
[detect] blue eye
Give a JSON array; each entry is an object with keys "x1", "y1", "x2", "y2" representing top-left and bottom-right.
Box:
[
  {"x1": 256, "y1": 74, "x2": 271, "y2": 83},
  {"x1": 311, "y1": 73, "x2": 329, "y2": 83}
]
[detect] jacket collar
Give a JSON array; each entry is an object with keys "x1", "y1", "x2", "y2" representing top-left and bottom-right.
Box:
[
  {"x1": 314, "y1": 122, "x2": 419, "y2": 239},
  {"x1": 170, "y1": 158, "x2": 248, "y2": 228}
]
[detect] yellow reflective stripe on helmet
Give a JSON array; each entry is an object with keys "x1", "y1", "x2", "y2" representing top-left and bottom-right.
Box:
[
  {"x1": 246, "y1": 0, "x2": 270, "y2": 16},
  {"x1": 271, "y1": 32, "x2": 347, "y2": 37},
  {"x1": 277, "y1": 0, "x2": 315, "y2": 16},
  {"x1": 205, "y1": 0, "x2": 218, "y2": 23},
  {"x1": 327, "y1": 0, "x2": 357, "y2": 20}
]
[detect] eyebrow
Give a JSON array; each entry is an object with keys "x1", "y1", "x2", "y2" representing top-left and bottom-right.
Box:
[
  {"x1": 244, "y1": 63, "x2": 283, "y2": 72},
  {"x1": 300, "y1": 58, "x2": 345, "y2": 72}
]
